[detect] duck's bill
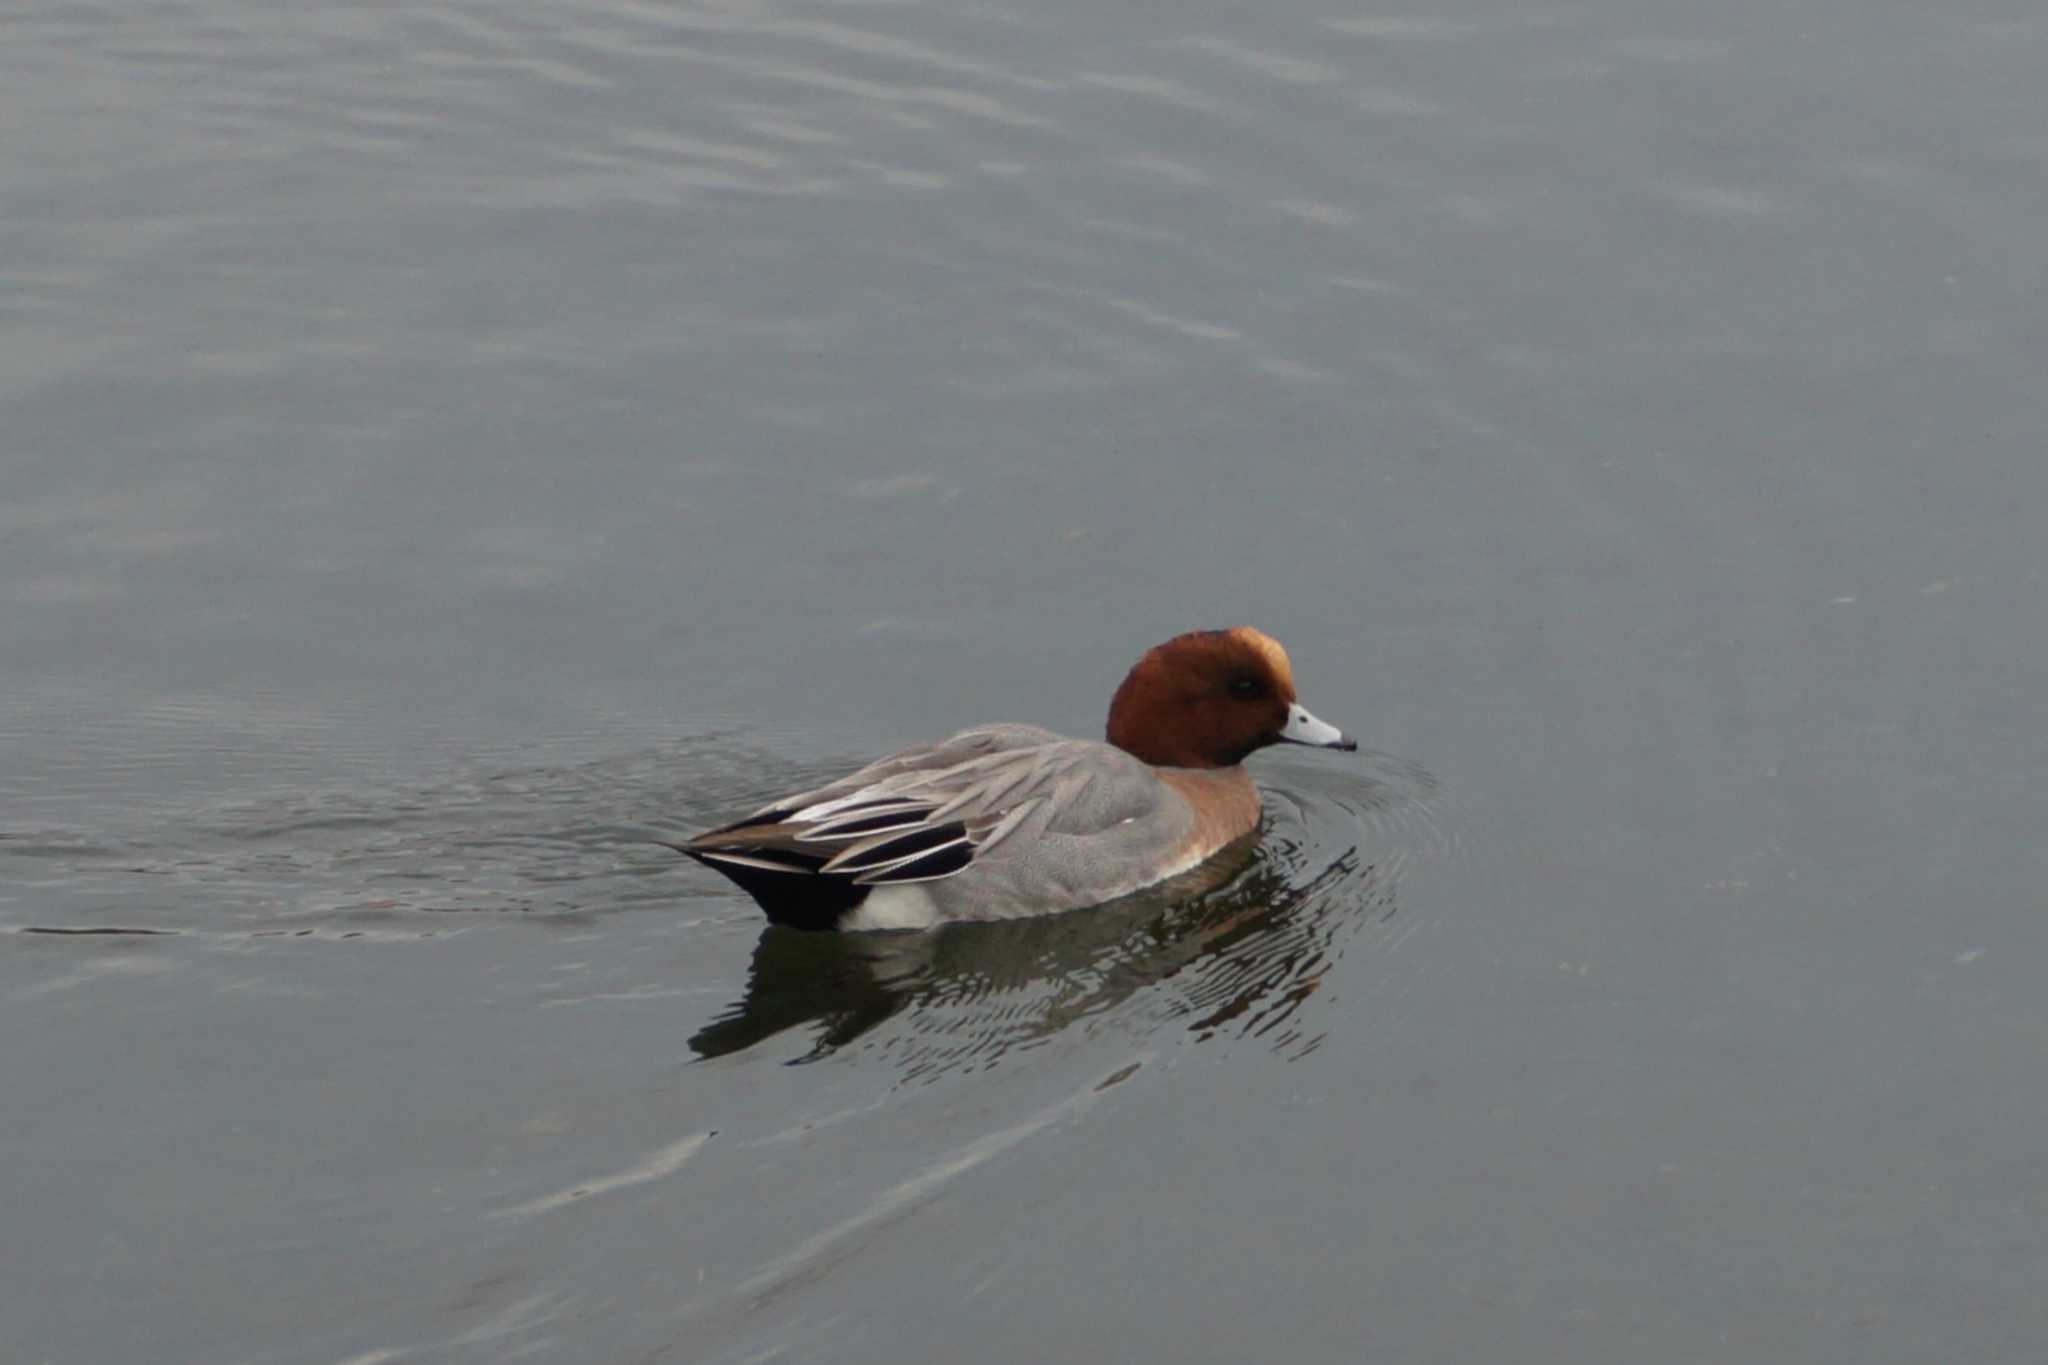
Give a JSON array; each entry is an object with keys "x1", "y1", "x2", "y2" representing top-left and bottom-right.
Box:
[{"x1": 1280, "y1": 702, "x2": 1358, "y2": 751}]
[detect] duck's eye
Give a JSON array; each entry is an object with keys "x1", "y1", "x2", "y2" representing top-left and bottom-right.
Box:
[{"x1": 1226, "y1": 675, "x2": 1263, "y2": 700}]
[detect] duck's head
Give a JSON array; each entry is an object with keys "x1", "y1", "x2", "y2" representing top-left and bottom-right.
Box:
[{"x1": 1106, "y1": 626, "x2": 1356, "y2": 769}]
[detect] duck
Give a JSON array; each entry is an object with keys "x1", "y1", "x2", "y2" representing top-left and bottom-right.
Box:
[{"x1": 675, "y1": 627, "x2": 1356, "y2": 931}]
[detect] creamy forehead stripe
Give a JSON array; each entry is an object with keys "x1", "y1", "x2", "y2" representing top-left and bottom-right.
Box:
[{"x1": 1228, "y1": 626, "x2": 1295, "y2": 690}]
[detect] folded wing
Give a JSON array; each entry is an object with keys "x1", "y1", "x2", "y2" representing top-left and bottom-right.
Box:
[{"x1": 680, "y1": 727, "x2": 1108, "y2": 894}]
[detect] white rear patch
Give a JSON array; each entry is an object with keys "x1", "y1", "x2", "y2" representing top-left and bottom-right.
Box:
[{"x1": 841, "y1": 883, "x2": 941, "y2": 931}]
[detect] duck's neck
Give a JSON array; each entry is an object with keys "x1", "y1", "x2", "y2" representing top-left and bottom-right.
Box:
[{"x1": 1155, "y1": 765, "x2": 1261, "y2": 845}]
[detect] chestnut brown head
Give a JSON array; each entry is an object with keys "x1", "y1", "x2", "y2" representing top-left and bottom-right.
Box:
[{"x1": 1106, "y1": 627, "x2": 1356, "y2": 768}]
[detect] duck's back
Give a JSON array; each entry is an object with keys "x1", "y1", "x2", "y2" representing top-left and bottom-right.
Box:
[{"x1": 685, "y1": 724, "x2": 1206, "y2": 929}]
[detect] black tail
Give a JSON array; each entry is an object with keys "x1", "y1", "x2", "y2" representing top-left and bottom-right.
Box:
[{"x1": 671, "y1": 844, "x2": 869, "y2": 932}]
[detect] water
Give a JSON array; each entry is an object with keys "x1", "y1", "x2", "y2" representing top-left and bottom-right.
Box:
[{"x1": 5, "y1": 1, "x2": 2045, "y2": 1361}]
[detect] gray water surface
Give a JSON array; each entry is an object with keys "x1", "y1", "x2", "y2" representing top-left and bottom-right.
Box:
[{"x1": 5, "y1": 1, "x2": 2046, "y2": 1361}]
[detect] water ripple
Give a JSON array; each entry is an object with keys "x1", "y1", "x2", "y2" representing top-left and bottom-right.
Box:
[{"x1": 1, "y1": 735, "x2": 833, "y2": 932}]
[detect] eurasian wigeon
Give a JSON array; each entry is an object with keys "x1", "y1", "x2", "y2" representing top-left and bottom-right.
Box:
[{"x1": 677, "y1": 627, "x2": 1356, "y2": 931}]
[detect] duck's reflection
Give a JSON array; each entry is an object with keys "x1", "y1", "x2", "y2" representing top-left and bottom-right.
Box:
[{"x1": 689, "y1": 830, "x2": 1399, "y2": 1075}]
